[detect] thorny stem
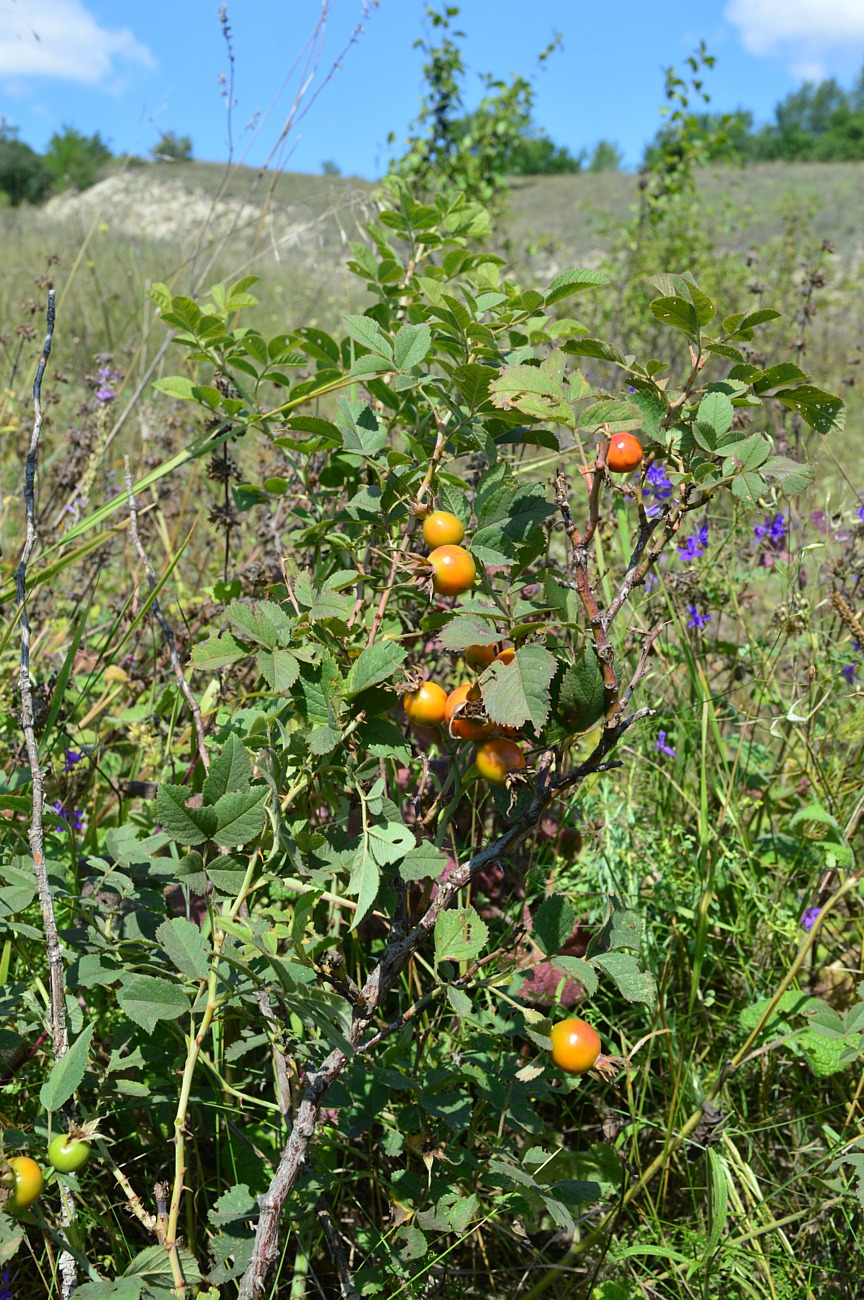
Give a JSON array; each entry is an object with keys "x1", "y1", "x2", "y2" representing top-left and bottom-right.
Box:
[
  {"x1": 124, "y1": 458, "x2": 210, "y2": 774},
  {"x1": 165, "y1": 856, "x2": 258, "y2": 1294},
  {"x1": 15, "y1": 291, "x2": 78, "y2": 1299}
]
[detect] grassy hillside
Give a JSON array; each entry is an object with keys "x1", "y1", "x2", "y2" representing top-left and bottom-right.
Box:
[
  {"x1": 505, "y1": 162, "x2": 864, "y2": 265},
  {"x1": 5, "y1": 157, "x2": 857, "y2": 481}
]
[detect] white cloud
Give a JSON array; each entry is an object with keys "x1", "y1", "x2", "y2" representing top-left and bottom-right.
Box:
[
  {"x1": 0, "y1": 0, "x2": 155, "y2": 85},
  {"x1": 726, "y1": 0, "x2": 864, "y2": 54}
]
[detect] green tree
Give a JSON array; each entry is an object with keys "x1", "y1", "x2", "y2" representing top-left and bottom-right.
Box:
[
  {"x1": 0, "y1": 121, "x2": 52, "y2": 205},
  {"x1": 390, "y1": 5, "x2": 570, "y2": 202},
  {"x1": 151, "y1": 129, "x2": 193, "y2": 162},
  {"x1": 587, "y1": 138, "x2": 624, "y2": 172},
  {"x1": 477, "y1": 120, "x2": 583, "y2": 174},
  {"x1": 44, "y1": 124, "x2": 112, "y2": 191},
  {"x1": 643, "y1": 61, "x2": 864, "y2": 163}
]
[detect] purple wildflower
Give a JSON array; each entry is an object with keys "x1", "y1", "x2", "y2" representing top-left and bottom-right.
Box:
[
  {"x1": 645, "y1": 462, "x2": 672, "y2": 496},
  {"x1": 687, "y1": 604, "x2": 711, "y2": 630},
  {"x1": 858, "y1": 501, "x2": 864, "y2": 524},
  {"x1": 0, "y1": 1268, "x2": 11, "y2": 1300},
  {"x1": 655, "y1": 731, "x2": 677, "y2": 758},
  {"x1": 53, "y1": 801, "x2": 84, "y2": 833},
  {"x1": 801, "y1": 907, "x2": 821, "y2": 933},
  {"x1": 643, "y1": 570, "x2": 660, "y2": 593},
  {"x1": 64, "y1": 749, "x2": 84, "y2": 771},
  {"x1": 643, "y1": 462, "x2": 673, "y2": 520},
  {"x1": 95, "y1": 366, "x2": 120, "y2": 403},
  {"x1": 840, "y1": 663, "x2": 858, "y2": 685},
  {"x1": 677, "y1": 524, "x2": 709, "y2": 561},
  {"x1": 754, "y1": 513, "x2": 787, "y2": 546}
]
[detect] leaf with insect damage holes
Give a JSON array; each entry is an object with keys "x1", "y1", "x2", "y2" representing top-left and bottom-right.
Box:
[
  {"x1": 775, "y1": 385, "x2": 845, "y2": 437},
  {"x1": 591, "y1": 951, "x2": 656, "y2": 1005},
  {"x1": 434, "y1": 906, "x2": 488, "y2": 964}
]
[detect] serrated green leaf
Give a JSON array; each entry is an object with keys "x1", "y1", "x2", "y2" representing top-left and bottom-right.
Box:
[
  {"x1": 203, "y1": 733, "x2": 252, "y2": 804},
  {"x1": 544, "y1": 267, "x2": 608, "y2": 306},
  {"x1": 650, "y1": 295, "x2": 700, "y2": 339},
  {"x1": 393, "y1": 322, "x2": 431, "y2": 370},
  {"x1": 534, "y1": 895, "x2": 578, "y2": 956},
  {"x1": 752, "y1": 362, "x2": 807, "y2": 394},
  {"x1": 489, "y1": 363, "x2": 575, "y2": 428},
  {"x1": 256, "y1": 647, "x2": 300, "y2": 692},
  {"x1": 696, "y1": 391, "x2": 733, "y2": 437},
  {"x1": 213, "y1": 788, "x2": 268, "y2": 847},
  {"x1": 452, "y1": 363, "x2": 494, "y2": 409},
  {"x1": 117, "y1": 976, "x2": 191, "y2": 1033},
  {"x1": 775, "y1": 385, "x2": 845, "y2": 436},
  {"x1": 731, "y1": 472, "x2": 766, "y2": 504},
  {"x1": 629, "y1": 388, "x2": 667, "y2": 438},
  {"x1": 579, "y1": 399, "x2": 639, "y2": 431},
  {"x1": 737, "y1": 307, "x2": 781, "y2": 331},
  {"x1": 343, "y1": 313, "x2": 393, "y2": 360},
  {"x1": 555, "y1": 651, "x2": 606, "y2": 734},
  {"x1": 156, "y1": 917, "x2": 210, "y2": 980},
  {"x1": 157, "y1": 784, "x2": 212, "y2": 846},
  {"x1": 226, "y1": 600, "x2": 292, "y2": 650},
  {"x1": 550, "y1": 955, "x2": 599, "y2": 997},
  {"x1": 39, "y1": 1024, "x2": 95, "y2": 1111},
  {"x1": 123, "y1": 1242, "x2": 201, "y2": 1285},
  {"x1": 400, "y1": 839, "x2": 450, "y2": 882},
  {"x1": 592, "y1": 951, "x2": 656, "y2": 1005},
  {"x1": 356, "y1": 717, "x2": 412, "y2": 763},
  {"x1": 472, "y1": 482, "x2": 555, "y2": 567},
  {"x1": 190, "y1": 629, "x2": 248, "y2": 670},
  {"x1": 721, "y1": 434, "x2": 770, "y2": 476},
  {"x1": 345, "y1": 640, "x2": 406, "y2": 699},
  {"x1": 481, "y1": 645, "x2": 556, "y2": 730},
  {"x1": 348, "y1": 839, "x2": 380, "y2": 930},
  {"x1": 367, "y1": 819, "x2": 415, "y2": 866},
  {"x1": 681, "y1": 276, "x2": 715, "y2": 327},
  {"x1": 761, "y1": 455, "x2": 815, "y2": 496},
  {"x1": 152, "y1": 375, "x2": 198, "y2": 401},
  {"x1": 439, "y1": 613, "x2": 501, "y2": 651},
  {"x1": 561, "y1": 337, "x2": 627, "y2": 366}
]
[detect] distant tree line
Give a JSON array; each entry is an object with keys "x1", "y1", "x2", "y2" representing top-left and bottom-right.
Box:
[
  {"x1": 644, "y1": 63, "x2": 864, "y2": 165},
  {"x1": 0, "y1": 124, "x2": 193, "y2": 207}
]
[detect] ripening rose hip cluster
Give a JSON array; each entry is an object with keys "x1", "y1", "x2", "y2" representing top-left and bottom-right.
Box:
[
  {"x1": 403, "y1": 644, "x2": 526, "y2": 784},
  {"x1": 422, "y1": 510, "x2": 477, "y2": 596},
  {"x1": 403, "y1": 513, "x2": 528, "y2": 782}
]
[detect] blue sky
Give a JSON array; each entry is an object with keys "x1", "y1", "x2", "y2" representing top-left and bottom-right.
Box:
[{"x1": 2, "y1": 0, "x2": 864, "y2": 177}]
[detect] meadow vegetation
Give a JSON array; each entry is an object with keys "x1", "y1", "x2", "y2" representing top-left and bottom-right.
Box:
[{"x1": 0, "y1": 11, "x2": 863, "y2": 1300}]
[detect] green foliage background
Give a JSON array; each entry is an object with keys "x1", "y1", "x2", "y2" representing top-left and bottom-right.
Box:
[{"x1": 0, "y1": 13, "x2": 863, "y2": 1300}]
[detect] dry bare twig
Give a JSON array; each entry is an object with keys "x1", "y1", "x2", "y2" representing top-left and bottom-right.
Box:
[{"x1": 16, "y1": 290, "x2": 78, "y2": 1298}]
